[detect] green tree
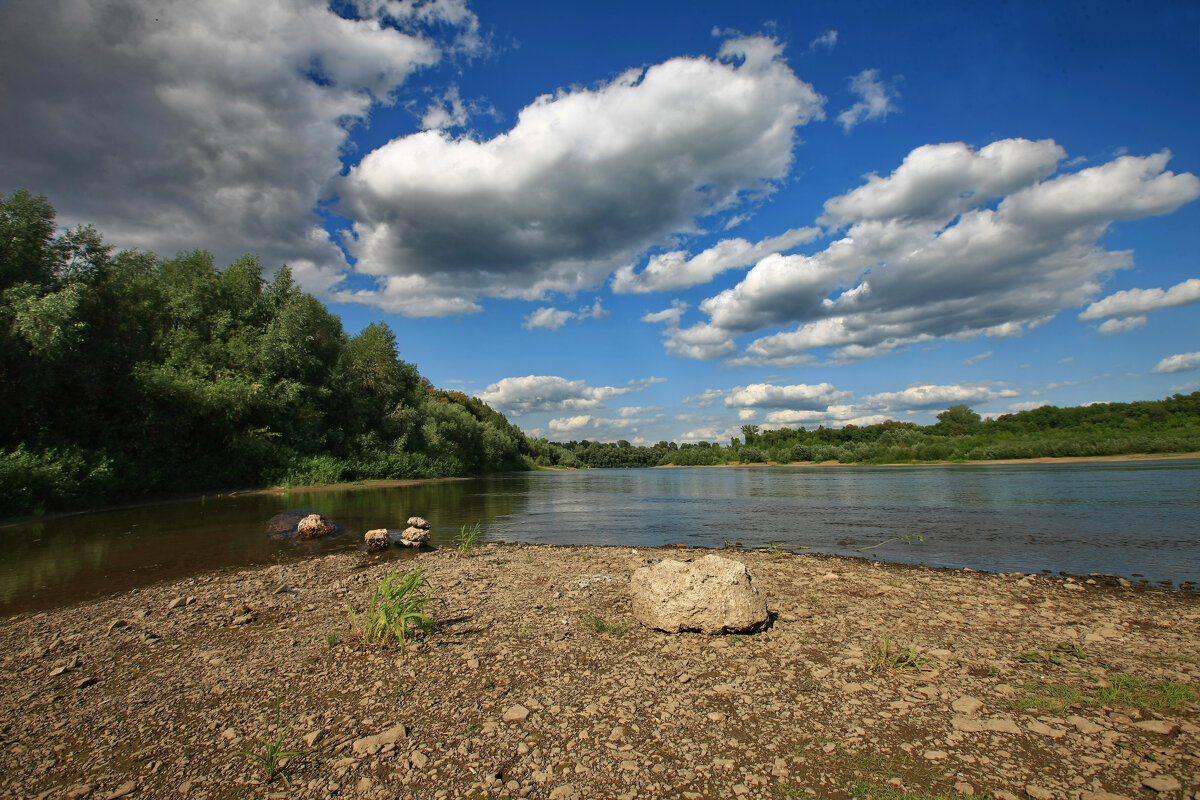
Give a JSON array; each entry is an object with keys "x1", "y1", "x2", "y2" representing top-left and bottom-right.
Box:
[{"x1": 935, "y1": 404, "x2": 982, "y2": 436}]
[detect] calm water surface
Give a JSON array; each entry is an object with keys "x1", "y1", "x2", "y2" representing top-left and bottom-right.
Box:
[{"x1": 2, "y1": 461, "x2": 1197, "y2": 614}]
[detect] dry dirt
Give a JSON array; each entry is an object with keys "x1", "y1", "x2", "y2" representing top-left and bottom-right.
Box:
[{"x1": 1, "y1": 543, "x2": 1197, "y2": 800}]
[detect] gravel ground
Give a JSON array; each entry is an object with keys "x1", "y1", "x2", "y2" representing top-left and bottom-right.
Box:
[{"x1": 1, "y1": 543, "x2": 1197, "y2": 800}]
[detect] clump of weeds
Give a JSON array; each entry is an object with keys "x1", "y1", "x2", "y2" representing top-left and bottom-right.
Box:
[
  {"x1": 348, "y1": 568, "x2": 438, "y2": 653},
  {"x1": 871, "y1": 634, "x2": 929, "y2": 672},
  {"x1": 455, "y1": 522, "x2": 483, "y2": 556}
]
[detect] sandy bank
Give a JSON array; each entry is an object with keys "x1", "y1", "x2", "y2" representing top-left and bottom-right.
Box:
[{"x1": 2, "y1": 545, "x2": 1197, "y2": 800}]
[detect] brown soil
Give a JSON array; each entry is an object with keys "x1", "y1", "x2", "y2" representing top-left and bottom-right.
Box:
[{"x1": 2, "y1": 545, "x2": 1197, "y2": 800}]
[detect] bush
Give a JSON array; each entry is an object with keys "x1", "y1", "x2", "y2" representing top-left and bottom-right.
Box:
[{"x1": 737, "y1": 446, "x2": 768, "y2": 463}]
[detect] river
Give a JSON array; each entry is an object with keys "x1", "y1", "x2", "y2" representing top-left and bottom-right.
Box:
[{"x1": 2, "y1": 460, "x2": 1198, "y2": 614}]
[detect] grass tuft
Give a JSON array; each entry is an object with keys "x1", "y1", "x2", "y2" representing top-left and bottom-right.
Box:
[
  {"x1": 236, "y1": 717, "x2": 299, "y2": 785},
  {"x1": 347, "y1": 568, "x2": 438, "y2": 653},
  {"x1": 455, "y1": 522, "x2": 483, "y2": 557},
  {"x1": 871, "y1": 634, "x2": 929, "y2": 672},
  {"x1": 1096, "y1": 673, "x2": 1198, "y2": 710}
]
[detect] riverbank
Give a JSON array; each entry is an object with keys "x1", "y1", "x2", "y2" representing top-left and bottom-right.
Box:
[
  {"x1": 3, "y1": 544, "x2": 1197, "y2": 800},
  {"x1": 655, "y1": 452, "x2": 1200, "y2": 469}
]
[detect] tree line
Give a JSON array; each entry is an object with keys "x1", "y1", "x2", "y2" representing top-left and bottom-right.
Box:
[
  {"x1": 0, "y1": 190, "x2": 529, "y2": 516},
  {"x1": 528, "y1": 396, "x2": 1200, "y2": 470}
]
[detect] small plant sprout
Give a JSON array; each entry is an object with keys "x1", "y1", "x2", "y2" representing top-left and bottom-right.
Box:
[
  {"x1": 871, "y1": 634, "x2": 929, "y2": 672},
  {"x1": 236, "y1": 716, "x2": 300, "y2": 785},
  {"x1": 455, "y1": 522, "x2": 483, "y2": 556},
  {"x1": 324, "y1": 631, "x2": 338, "y2": 648},
  {"x1": 348, "y1": 568, "x2": 438, "y2": 653}
]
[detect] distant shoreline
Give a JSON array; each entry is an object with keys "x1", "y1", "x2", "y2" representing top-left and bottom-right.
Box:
[{"x1": 647, "y1": 451, "x2": 1200, "y2": 469}]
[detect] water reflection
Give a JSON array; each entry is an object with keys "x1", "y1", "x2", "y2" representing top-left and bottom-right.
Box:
[{"x1": 2, "y1": 460, "x2": 1198, "y2": 615}]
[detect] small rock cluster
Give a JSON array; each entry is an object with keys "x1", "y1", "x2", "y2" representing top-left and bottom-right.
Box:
[
  {"x1": 400, "y1": 516, "x2": 431, "y2": 547},
  {"x1": 361, "y1": 516, "x2": 433, "y2": 549}
]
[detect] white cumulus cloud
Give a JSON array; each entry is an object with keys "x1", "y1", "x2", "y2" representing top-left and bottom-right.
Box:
[
  {"x1": 725, "y1": 382, "x2": 852, "y2": 409},
  {"x1": 663, "y1": 141, "x2": 1200, "y2": 366},
  {"x1": 522, "y1": 307, "x2": 575, "y2": 331},
  {"x1": 522, "y1": 297, "x2": 608, "y2": 330},
  {"x1": 1079, "y1": 278, "x2": 1200, "y2": 321},
  {"x1": 333, "y1": 36, "x2": 825, "y2": 313},
  {"x1": 810, "y1": 30, "x2": 838, "y2": 50},
  {"x1": 1151, "y1": 352, "x2": 1200, "y2": 374},
  {"x1": 1096, "y1": 316, "x2": 1147, "y2": 335},
  {"x1": 476, "y1": 375, "x2": 645, "y2": 416},
  {"x1": 612, "y1": 227, "x2": 820, "y2": 293},
  {"x1": 836, "y1": 69, "x2": 899, "y2": 132}
]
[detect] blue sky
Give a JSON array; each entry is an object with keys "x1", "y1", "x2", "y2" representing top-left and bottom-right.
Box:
[{"x1": 3, "y1": 0, "x2": 1199, "y2": 444}]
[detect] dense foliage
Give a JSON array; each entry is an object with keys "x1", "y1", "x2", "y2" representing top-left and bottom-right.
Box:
[
  {"x1": 530, "y1": 395, "x2": 1200, "y2": 470},
  {"x1": 0, "y1": 191, "x2": 530, "y2": 516}
]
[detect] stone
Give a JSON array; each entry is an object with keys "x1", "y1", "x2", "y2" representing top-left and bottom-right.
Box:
[
  {"x1": 409, "y1": 750, "x2": 429, "y2": 770},
  {"x1": 549, "y1": 786, "x2": 576, "y2": 799},
  {"x1": 1133, "y1": 720, "x2": 1179, "y2": 735},
  {"x1": 1141, "y1": 775, "x2": 1181, "y2": 793},
  {"x1": 982, "y1": 718, "x2": 1022, "y2": 735},
  {"x1": 1026, "y1": 720, "x2": 1066, "y2": 738},
  {"x1": 296, "y1": 514, "x2": 335, "y2": 539},
  {"x1": 352, "y1": 724, "x2": 408, "y2": 756},
  {"x1": 630, "y1": 555, "x2": 768, "y2": 634},
  {"x1": 502, "y1": 704, "x2": 530, "y2": 722},
  {"x1": 951, "y1": 695, "x2": 984, "y2": 717},
  {"x1": 1025, "y1": 786, "x2": 1053, "y2": 800},
  {"x1": 103, "y1": 782, "x2": 138, "y2": 800},
  {"x1": 1067, "y1": 715, "x2": 1103, "y2": 735},
  {"x1": 400, "y1": 526, "x2": 430, "y2": 547},
  {"x1": 356, "y1": 777, "x2": 373, "y2": 794},
  {"x1": 1081, "y1": 792, "x2": 1132, "y2": 800},
  {"x1": 364, "y1": 529, "x2": 390, "y2": 550},
  {"x1": 168, "y1": 597, "x2": 185, "y2": 610},
  {"x1": 407, "y1": 516, "x2": 431, "y2": 530}
]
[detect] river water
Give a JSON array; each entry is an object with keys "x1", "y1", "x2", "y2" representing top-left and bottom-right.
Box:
[{"x1": 2, "y1": 460, "x2": 1198, "y2": 614}]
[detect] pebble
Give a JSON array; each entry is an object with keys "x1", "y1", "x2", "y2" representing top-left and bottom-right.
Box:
[
  {"x1": 1141, "y1": 775, "x2": 1182, "y2": 793},
  {"x1": 951, "y1": 695, "x2": 984, "y2": 716},
  {"x1": 502, "y1": 704, "x2": 530, "y2": 723}
]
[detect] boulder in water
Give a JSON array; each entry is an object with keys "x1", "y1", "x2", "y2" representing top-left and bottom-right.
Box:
[{"x1": 296, "y1": 513, "x2": 335, "y2": 540}]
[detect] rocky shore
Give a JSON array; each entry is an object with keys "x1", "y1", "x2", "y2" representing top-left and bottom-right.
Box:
[{"x1": 1, "y1": 544, "x2": 1197, "y2": 800}]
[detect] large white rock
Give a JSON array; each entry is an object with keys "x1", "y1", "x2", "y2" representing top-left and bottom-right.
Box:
[{"x1": 630, "y1": 554, "x2": 768, "y2": 634}]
